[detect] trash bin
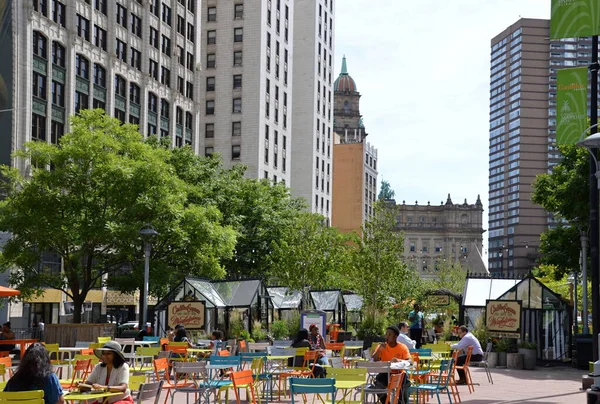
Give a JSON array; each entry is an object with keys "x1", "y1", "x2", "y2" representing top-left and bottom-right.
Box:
[{"x1": 577, "y1": 334, "x2": 594, "y2": 370}]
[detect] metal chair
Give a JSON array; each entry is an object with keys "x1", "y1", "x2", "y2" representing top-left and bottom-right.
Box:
[
  {"x1": 407, "y1": 359, "x2": 454, "y2": 404},
  {"x1": 289, "y1": 377, "x2": 336, "y2": 404},
  {"x1": 136, "y1": 380, "x2": 164, "y2": 404},
  {"x1": 470, "y1": 343, "x2": 493, "y2": 385},
  {"x1": 0, "y1": 390, "x2": 44, "y2": 404},
  {"x1": 170, "y1": 362, "x2": 215, "y2": 404}
]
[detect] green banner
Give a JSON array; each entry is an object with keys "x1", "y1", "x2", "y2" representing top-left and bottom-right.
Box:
[
  {"x1": 557, "y1": 67, "x2": 588, "y2": 145},
  {"x1": 551, "y1": 0, "x2": 600, "y2": 38}
]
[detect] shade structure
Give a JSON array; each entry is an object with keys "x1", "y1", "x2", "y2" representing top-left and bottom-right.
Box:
[{"x1": 0, "y1": 286, "x2": 20, "y2": 297}]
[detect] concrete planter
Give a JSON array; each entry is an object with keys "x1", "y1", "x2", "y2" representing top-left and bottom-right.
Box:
[
  {"x1": 487, "y1": 351, "x2": 498, "y2": 368},
  {"x1": 518, "y1": 348, "x2": 536, "y2": 370},
  {"x1": 497, "y1": 351, "x2": 507, "y2": 368},
  {"x1": 507, "y1": 353, "x2": 524, "y2": 369}
]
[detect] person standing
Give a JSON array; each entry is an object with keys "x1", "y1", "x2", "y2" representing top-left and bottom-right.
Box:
[
  {"x1": 408, "y1": 304, "x2": 424, "y2": 348},
  {"x1": 450, "y1": 325, "x2": 483, "y2": 385},
  {"x1": 396, "y1": 322, "x2": 416, "y2": 349}
]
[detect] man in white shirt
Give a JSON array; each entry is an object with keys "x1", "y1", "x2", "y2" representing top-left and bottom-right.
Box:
[
  {"x1": 451, "y1": 325, "x2": 484, "y2": 384},
  {"x1": 396, "y1": 322, "x2": 416, "y2": 349}
]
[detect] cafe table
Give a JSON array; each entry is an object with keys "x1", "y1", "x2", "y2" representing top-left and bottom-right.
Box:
[
  {"x1": 333, "y1": 380, "x2": 366, "y2": 403},
  {"x1": 64, "y1": 391, "x2": 121, "y2": 404},
  {"x1": 9, "y1": 339, "x2": 38, "y2": 359}
]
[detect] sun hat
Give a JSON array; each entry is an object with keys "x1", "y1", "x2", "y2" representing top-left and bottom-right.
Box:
[{"x1": 94, "y1": 340, "x2": 125, "y2": 361}]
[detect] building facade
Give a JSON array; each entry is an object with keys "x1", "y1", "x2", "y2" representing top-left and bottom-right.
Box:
[
  {"x1": 331, "y1": 56, "x2": 378, "y2": 233},
  {"x1": 488, "y1": 18, "x2": 595, "y2": 274},
  {"x1": 393, "y1": 195, "x2": 487, "y2": 277},
  {"x1": 290, "y1": 0, "x2": 334, "y2": 219}
]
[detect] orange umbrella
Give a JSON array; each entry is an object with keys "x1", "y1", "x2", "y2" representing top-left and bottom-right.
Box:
[{"x1": 0, "y1": 286, "x2": 20, "y2": 297}]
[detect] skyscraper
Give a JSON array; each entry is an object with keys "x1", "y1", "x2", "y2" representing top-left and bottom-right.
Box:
[
  {"x1": 488, "y1": 18, "x2": 595, "y2": 274},
  {"x1": 291, "y1": 0, "x2": 334, "y2": 220}
]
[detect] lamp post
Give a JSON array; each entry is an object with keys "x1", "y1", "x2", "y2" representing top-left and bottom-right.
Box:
[{"x1": 139, "y1": 224, "x2": 159, "y2": 332}]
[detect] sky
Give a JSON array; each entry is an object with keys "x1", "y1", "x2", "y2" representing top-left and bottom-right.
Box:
[{"x1": 335, "y1": 1, "x2": 551, "y2": 241}]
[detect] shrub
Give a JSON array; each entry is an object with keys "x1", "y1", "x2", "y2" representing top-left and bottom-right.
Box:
[
  {"x1": 271, "y1": 320, "x2": 289, "y2": 340},
  {"x1": 287, "y1": 312, "x2": 301, "y2": 339},
  {"x1": 228, "y1": 318, "x2": 245, "y2": 339},
  {"x1": 357, "y1": 313, "x2": 387, "y2": 340},
  {"x1": 518, "y1": 340, "x2": 537, "y2": 349},
  {"x1": 252, "y1": 320, "x2": 268, "y2": 341}
]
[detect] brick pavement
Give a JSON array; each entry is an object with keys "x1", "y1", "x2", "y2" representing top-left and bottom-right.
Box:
[{"x1": 163, "y1": 365, "x2": 588, "y2": 404}]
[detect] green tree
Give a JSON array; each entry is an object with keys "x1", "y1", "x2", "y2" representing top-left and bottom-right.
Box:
[
  {"x1": 532, "y1": 144, "x2": 589, "y2": 278},
  {"x1": 378, "y1": 180, "x2": 395, "y2": 200},
  {"x1": 421, "y1": 261, "x2": 467, "y2": 315},
  {"x1": 0, "y1": 110, "x2": 236, "y2": 322},
  {"x1": 536, "y1": 225, "x2": 581, "y2": 280}
]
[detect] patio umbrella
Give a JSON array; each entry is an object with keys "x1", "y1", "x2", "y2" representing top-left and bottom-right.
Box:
[{"x1": 0, "y1": 286, "x2": 20, "y2": 297}]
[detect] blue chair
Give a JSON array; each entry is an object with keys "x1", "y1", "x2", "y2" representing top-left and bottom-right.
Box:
[
  {"x1": 408, "y1": 359, "x2": 454, "y2": 404},
  {"x1": 143, "y1": 336, "x2": 161, "y2": 342},
  {"x1": 289, "y1": 377, "x2": 336, "y2": 404},
  {"x1": 240, "y1": 352, "x2": 267, "y2": 368},
  {"x1": 409, "y1": 348, "x2": 433, "y2": 356}
]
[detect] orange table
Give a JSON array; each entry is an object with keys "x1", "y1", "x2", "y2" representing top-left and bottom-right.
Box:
[{"x1": 10, "y1": 339, "x2": 39, "y2": 358}]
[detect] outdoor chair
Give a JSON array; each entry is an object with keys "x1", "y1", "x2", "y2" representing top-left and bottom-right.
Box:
[
  {"x1": 153, "y1": 358, "x2": 194, "y2": 404},
  {"x1": 272, "y1": 340, "x2": 290, "y2": 348},
  {"x1": 231, "y1": 369, "x2": 260, "y2": 404},
  {"x1": 129, "y1": 374, "x2": 148, "y2": 396},
  {"x1": 0, "y1": 390, "x2": 44, "y2": 404},
  {"x1": 59, "y1": 359, "x2": 91, "y2": 388},
  {"x1": 136, "y1": 380, "x2": 164, "y2": 404},
  {"x1": 289, "y1": 377, "x2": 336, "y2": 404},
  {"x1": 326, "y1": 367, "x2": 367, "y2": 403},
  {"x1": 240, "y1": 352, "x2": 267, "y2": 370},
  {"x1": 428, "y1": 350, "x2": 460, "y2": 403},
  {"x1": 0, "y1": 357, "x2": 12, "y2": 380},
  {"x1": 407, "y1": 359, "x2": 454, "y2": 404},
  {"x1": 43, "y1": 344, "x2": 69, "y2": 377},
  {"x1": 142, "y1": 336, "x2": 161, "y2": 343},
  {"x1": 115, "y1": 338, "x2": 136, "y2": 354},
  {"x1": 97, "y1": 336, "x2": 112, "y2": 344},
  {"x1": 383, "y1": 373, "x2": 404, "y2": 404},
  {"x1": 454, "y1": 346, "x2": 474, "y2": 393},
  {"x1": 74, "y1": 341, "x2": 92, "y2": 348},
  {"x1": 470, "y1": 342, "x2": 493, "y2": 385},
  {"x1": 329, "y1": 357, "x2": 343, "y2": 368},
  {"x1": 170, "y1": 362, "x2": 215, "y2": 404}
]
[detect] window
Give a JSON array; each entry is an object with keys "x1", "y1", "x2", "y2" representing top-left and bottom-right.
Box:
[
  {"x1": 116, "y1": 3, "x2": 127, "y2": 27},
  {"x1": 232, "y1": 122, "x2": 241, "y2": 136},
  {"x1": 31, "y1": 114, "x2": 46, "y2": 141},
  {"x1": 233, "y1": 75, "x2": 242, "y2": 89},
  {"x1": 52, "y1": 0, "x2": 66, "y2": 27},
  {"x1": 205, "y1": 147, "x2": 214, "y2": 157},
  {"x1": 177, "y1": 46, "x2": 185, "y2": 65},
  {"x1": 50, "y1": 120, "x2": 64, "y2": 144},
  {"x1": 114, "y1": 108, "x2": 126, "y2": 123},
  {"x1": 233, "y1": 51, "x2": 243, "y2": 66},
  {"x1": 187, "y1": 0, "x2": 195, "y2": 13},
  {"x1": 162, "y1": 4, "x2": 172, "y2": 25},
  {"x1": 206, "y1": 100, "x2": 215, "y2": 115},
  {"x1": 185, "y1": 112, "x2": 193, "y2": 130},
  {"x1": 176, "y1": 107, "x2": 184, "y2": 126},
  {"x1": 161, "y1": 35, "x2": 171, "y2": 56},
  {"x1": 234, "y1": 28, "x2": 243, "y2": 42},
  {"x1": 232, "y1": 145, "x2": 241, "y2": 159},
  {"x1": 186, "y1": 82, "x2": 193, "y2": 100},
  {"x1": 147, "y1": 123, "x2": 157, "y2": 135},
  {"x1": 76, "y1": 14, "x2": 90, "y2": 41},
  {"x1": 75, "y1": 54, "x2": 90, "y2": 79},
  {"x1": 186, "y1": 52, "x2": 194, "y2": 70},
  {"x1": 177, "y1": 15, "x2": 185, "y2": 36},
  {"x1": 207, "y1": 7, "x2": 216, "y2": 21},
  {"x1": 205, "y1": 123, "x2": 214, "y2": 138},
  {"x1": 187, "y1": 23, "x2": 195, "y2": 42},
  {"x1": 32, "y1": 72, "x2": 47, "y2": 99},
  {"x1": 206, "y1": 53, "x2": 216, "y2": 68},
  {"x1": 74, "y1": 91, "x2": 89, "y2": 113},
  {"x1": 93, "y1": 25, "x2": 107, "y2": 51},
  {"x1": 160, "y1": 66, "x2": 171, "y2": 86},
  {"x1": 234, "y1": 4, "x2": 243, "y2": 19},
  {"x1": 149, "y1": 59, "x2": 158, "y2": 80},
  {"x1": 115, "y1": 39, "x2": 127, "y2": 62},
  {"x1": 149, "y1": 0, "x2": 159, "y2": 16},
  {"x1": 51, "y1": 81, "x2": 64, "y2": 106},
  {"x1": 33, "y1": 31, "x2": 47, "y2": 59},
  {"x1": 148, "y1": 93, "x2": 158, "y2": 112},
  {"x1": 131, "y1": 14, "x2": 142, "y2": 37},
  {"x1": 206, "y1": 77, "x2": 215, "y2": 91},
  {"x1": 129, "y1": 83, "x2": 140, "y2": 104},
  {"x1": 160, "y1": 99, "x2": 169, "y2": 118},
  {"x1": 94, "y1": 0, "x2": 107, "y2": 15},
  {"x1": 33, "y1": 0, "x2": 47, "y2": 15},
  {"x1": 207, "y1": 30, "x2": 216, "y2": 45},
  {"x1": 114, "y1": 75, "x2": 126, "y2": 97},
  {"x1": 177, "y1": 76, "x2": 184, "y2": 94},
  {"x1": 149, "y1": 27, "x2": 159, "y2": 49},
  {"x1": 130, "y1": 48, "x2": 141, "y2": 70},
  {"x1": 52, "y1": 41, "x2": 65, "y2": 67},
  {"x1": 93, "y1": 63, "x2": 106, "y2": 87},
  {"x1": 233, "y1": 98, "x2": 242, "y2": 113}
]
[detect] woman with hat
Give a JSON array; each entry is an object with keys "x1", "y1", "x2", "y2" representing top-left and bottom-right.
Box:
[{"x1": 78, "y1": 341, "x2": 132, "y2": 404}]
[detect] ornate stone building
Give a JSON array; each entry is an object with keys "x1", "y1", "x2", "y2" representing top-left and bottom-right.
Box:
[{"x1": 392, "y1": 195, "x2": 487, "y2": 277}]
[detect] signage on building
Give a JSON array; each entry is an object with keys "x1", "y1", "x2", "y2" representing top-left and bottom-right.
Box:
[
  {"x1": 557, "y1": 67, "x2": 588, "y2": 145},
  {"x1": 485, "y1": 300, "x2": 521, "y2": 337},
  {"x1": 428, "y1": 295, "x2": 450, "y2": 306},
  {"x1": 551, "y1": 0, "x2": 600, "y2": 39},
  {"x1": 168, "y1": 301, "x2": 205, "y2": 329}
]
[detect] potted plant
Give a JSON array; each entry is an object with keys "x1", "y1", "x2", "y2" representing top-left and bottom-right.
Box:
[
  {"x1": 505, "y1": 339, "x2": 523, "y2": 370},
  {"x1": 518, "y1": 340, "x2": 537, "y2": 370},
  {"x1": 495, "y1": 338, "x2": 510, "y2": 368},
  {"x1": 432, "y1": 315, "x2": 446, "y2": 334},
  {"x1": 357, "y1": 314, "x2": 386, "y2": 350}
]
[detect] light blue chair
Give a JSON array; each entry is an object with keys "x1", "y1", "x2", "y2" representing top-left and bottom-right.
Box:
[
  {"x1": 408, "y1": 359, "x2": 454, "y2": 404},
  {"x1": 289, "y1": 377, "x2": 336, "y2": 404}
]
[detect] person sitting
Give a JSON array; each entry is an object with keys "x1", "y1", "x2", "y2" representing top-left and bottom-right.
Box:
[
  {"x1": 450, "y1": 325, "x2": 484, "y2": 385},
  {"x1": 289, "y1": 328, "x2": 325, "y2": 378},
  {"x1": 0, "y1": 322, "x2": 16, "y2": 354},
  {"x1": 78, "y1": 341, "x2": 132, "y2": 404},
  {"x1": 308, "y1": 324, "x2": 329, "y2": 365},
  {"x1": 396, "y1": 322, "x2": 416, "y2": 349},
  {"x1": 4, "y1": 343, "x2": 64, "y2": 404},
  {"x1": 167, "y1": 324, "x2": 183, "y2": 342},
  {"x1": 208, "y1": 330, "x2": 223, "y2": 355},
  {"x1": 373, "y1": 326, "x2": 411, "y2": 404}
]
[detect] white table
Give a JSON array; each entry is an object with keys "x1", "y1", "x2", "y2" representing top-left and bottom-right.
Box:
[
  {"x1": 58, "y1": 347, "x2": 85, "y2": 378},
  {"x1": 134, "y1": 341, "x2": 158, "y2": 346}
]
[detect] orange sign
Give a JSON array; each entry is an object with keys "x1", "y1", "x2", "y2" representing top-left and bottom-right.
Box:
[
  {"x1": 168, "y1": 302, "x2": 205, "y2": 329},
  {"x1": 485, "y1": 300, "x2": 521, "y2": 335}
]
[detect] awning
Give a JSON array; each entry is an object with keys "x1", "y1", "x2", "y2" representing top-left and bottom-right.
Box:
[
  {"x1": 65, "y1": 290, "x2": 104, "y2": 303},
  {"x1": 106, "y1": 290, "x2": 138, "y2": 306},
  {"x1": 26, "y1": 289, "x2": 63, "y2": 303}
]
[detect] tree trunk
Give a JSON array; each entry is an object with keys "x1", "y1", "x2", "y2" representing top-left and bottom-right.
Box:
[{"x1": 72, "y1": 295, "x2": 83, "y2": 324}]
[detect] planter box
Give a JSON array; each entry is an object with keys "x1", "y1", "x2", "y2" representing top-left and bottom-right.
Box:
[
  {"x1": 497, "y1": 352, "x2": 507, "y2": 368},
  {"x1": 487, "y1": 351, "x2": 498, "y2": 368},
  {"x1": 518, "y1": 348, "x2": 536, "y2": 370},
  {"x1": 507, "y1": 353, "x2": 524, "y2": 369}
]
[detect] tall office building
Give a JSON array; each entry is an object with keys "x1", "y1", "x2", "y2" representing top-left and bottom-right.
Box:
[
  {"x1": 197, "y1": 0, "x2": 293, "y2": 183},
  {"x1": 290, "y1": 0, "x2": 334, "y2": 220},
  {"x1": 488, "y1": 18, "x2": 595, "y2": 274}
]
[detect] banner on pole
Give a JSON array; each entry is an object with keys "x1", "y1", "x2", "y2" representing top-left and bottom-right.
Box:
[
  {"x1": 551, "y1": 0, "x2": 600, "y2": 38},
  {"x1": 557, "y1": 67, "x2": 588, "y2": 145}
]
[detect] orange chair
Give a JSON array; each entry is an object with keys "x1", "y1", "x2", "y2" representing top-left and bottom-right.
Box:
[
  {"x1": 80, "y1": 348, "x2": 94, "y2": 355},
  {"x1": 60, "y1": 359, "x2": 91, "y2": 389},
  {"x1": 217, "y1": 350, "x2": 230, "y2": 356},
  {"x1": 454, "y1": 346, "x2": 474, "y2": 393},
  {"x1": 429, "y1": 350, "x2": 461, "y2": 403},
  {"x1": 159, "y1": 338, "x2": 169, "y2": 350},
  {"x1": 165, "y1": 343, "x2": 188, "y2": 362},
  {"x1": 152, "y1": 358, "x2": 192, "y2": 404},
  {"x1": 231, "y1": 370, "x2": 259, "y2": 404},
  {"x1": 384, "y1": 373, "x2": 404, "y2": 404},
  {"x1": 238, "y1": 340, "x2": 247, "y2": 353}
]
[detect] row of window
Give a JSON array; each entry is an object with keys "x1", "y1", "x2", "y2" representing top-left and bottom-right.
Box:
[
  {"x1": 207, "y1": 4, "x2": 244, "y2": 21},
  {"x1": 264, "y1": 124, "x2": 287, "y2": 172}
]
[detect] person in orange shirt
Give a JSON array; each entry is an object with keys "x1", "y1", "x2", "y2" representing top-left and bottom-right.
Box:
[{"x1": 373, "y1": 326, "x2": 411, "y2": 404}]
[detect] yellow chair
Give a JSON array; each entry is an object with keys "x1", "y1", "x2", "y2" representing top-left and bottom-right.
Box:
[
  {"x1": 44, "y1": 344, "x2": 69, "y2": 377},
  {"x1": 73, "y1": 354, "x2": 100, "y2": 368},
  {"x1": 88, "y1": 343, "x2": 102, "y2": 350},
  {"x1": 0, "y1": 390, "x2": 44, "y2": 404},
  {"x1": 129, "y1": 374, "x2": 147, "y2": 392},
  {"x1": 97, "y1": 336, "x2": 112, "y2": 344},
  {"x1": 325, "y1": 367, "x2": 368, "y2": 403},
  {"x1": 0, "y1": 381, "x2": 6, "y2": 390},
  {"x1": 131, "y1": 347, "x2": 160, "y2": 373}
]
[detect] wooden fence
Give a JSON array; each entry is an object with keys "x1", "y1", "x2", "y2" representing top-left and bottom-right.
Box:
[{"x1": 44, "y1": 324, "x2": 116, "y2": 346}]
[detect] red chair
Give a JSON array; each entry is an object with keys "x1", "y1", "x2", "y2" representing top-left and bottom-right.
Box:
[
  {"x1": 60, "y1": 359, "x2": 91, "y2": 389},
  {"x1": 231, "y1": 370, "x2": 259, "y2": 404},
  {"x1": 152, "y1": 357, "x2": 192, "y2": 404}
]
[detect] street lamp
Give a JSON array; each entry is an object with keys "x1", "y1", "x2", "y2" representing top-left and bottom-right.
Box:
[{"x1": 139, "y1": 224, "x2": 159, "y2": 332}]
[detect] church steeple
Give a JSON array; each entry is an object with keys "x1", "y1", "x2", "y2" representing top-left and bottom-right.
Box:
[
  {"x1": 340, "y1": 55, "x2": 348, "y2": 75},
  {"x1": 334, "y1": 56, "x2": 357, "y2": 93}
]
